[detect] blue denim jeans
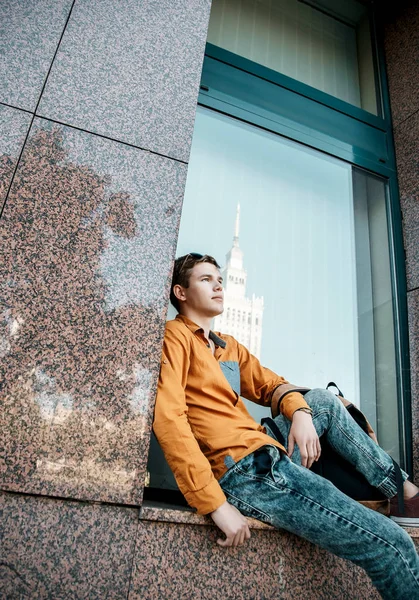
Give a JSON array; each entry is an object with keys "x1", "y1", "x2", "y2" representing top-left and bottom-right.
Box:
[{"x1": 219, "y1": 389, "x2": 419, "y2": 600}]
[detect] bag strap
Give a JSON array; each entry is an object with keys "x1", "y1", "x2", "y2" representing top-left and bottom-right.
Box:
[
  {"x1": 270, "y1": 381, "x2": 405, "y2": 512},
  {"x1": 261, "y1": 416, "x2": 286, "y2": 446},
  {"x1": 392, "y1": 457, "x2": 405, "y2": 515},
  {"x1": 326, "y1": 381, "x2": 344, "y2": 398},
  {"x1": 270, "y1": 383, "x2": 311, "y2": 418}
]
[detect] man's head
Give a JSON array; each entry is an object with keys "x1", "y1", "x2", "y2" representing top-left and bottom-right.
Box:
[{"x1": 170, "y1": 253, "x2": 223, "y2": 317}]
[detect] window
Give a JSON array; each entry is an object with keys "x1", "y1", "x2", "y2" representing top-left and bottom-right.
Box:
[
  {"x1": 181, "y1": 109, "x2": 398, "y2": 457},
  {"x1": 145, "y1": 0, "x2": 410, "y2": 506},
  {"x1": 207, "y1": 0, "x2": 378, "y2": 114}
]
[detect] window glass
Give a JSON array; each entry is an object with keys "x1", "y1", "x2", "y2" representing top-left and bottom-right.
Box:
[
  {"x1": 173, "y1": 107, "x2": 398, "y2": 447},
  {"x1": 207, "y1": 0, "x2": 378, "y2": 114},
  {"x1": 352, "y1": 169, "x2": 399, "y2": 460},
  {"x1": 147, "y1": 105, "x2": 399, "y2": 496},
  {"x1": 175, "y1": 106, "x2": 359, "y2": 422}
]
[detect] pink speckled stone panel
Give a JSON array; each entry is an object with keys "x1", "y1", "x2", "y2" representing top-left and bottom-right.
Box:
[
  {"x1": 0, "y1": 104, "x2": 32, "y2": 211},
  {"x1": 382, "y1": 0, "x2": 419, "y2": 479},
  {"x1": 0, "y1": 0, "x2": 73, "y2": 111},
  {"x1": 382, "y1": 1, "x2": 419, "y2": 128},
  {"x1": 38, "y1": 0, "x2": 212, "y2": 162},
  {"x1": 0, "y1": 118, "x2": 187, "y2": 504},
  {"x1": 0, "y1": 492, "x2": 138, "y2": 599},
  {"x1": 131, "y1": 520, "x2": 379, "y2": 600},
  {"x1": 408, "y1": 289, "x2": 419, "y2": 483},
  {"x1": 393, "y1": 110, "x2": 419, "y2": 291}
]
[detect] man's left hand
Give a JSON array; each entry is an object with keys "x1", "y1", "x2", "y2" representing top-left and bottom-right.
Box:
[{"x1": 288, "y1": 410, "x2": 321, "y2": 468}]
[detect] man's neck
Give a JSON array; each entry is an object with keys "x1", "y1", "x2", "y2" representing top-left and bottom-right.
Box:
[{"x1": 179, "y1": 310, "x2": 213, "y2": 340}]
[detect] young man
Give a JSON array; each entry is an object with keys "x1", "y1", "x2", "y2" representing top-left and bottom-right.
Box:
[{"x1": 153, "y1": 253, "x2": 419, "y2": 599}]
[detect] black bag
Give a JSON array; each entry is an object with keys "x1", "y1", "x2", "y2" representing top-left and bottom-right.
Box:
[{"x1": 262, "y1": 382, "x2": 404, "y2": 515}]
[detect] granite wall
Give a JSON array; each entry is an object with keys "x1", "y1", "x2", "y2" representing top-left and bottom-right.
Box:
[
  {"x1": 0, "y1": 0, "x2": 211, "y2": 504},
  {"x1": 382, "y1": 0, "x2": 419, "y2": 482},
  {"x1": 2, "y1": 492, "x2": 384, "y2": 600},
  {"x1": 1, "y1": 1, "x2": 418, "y2": 599}
]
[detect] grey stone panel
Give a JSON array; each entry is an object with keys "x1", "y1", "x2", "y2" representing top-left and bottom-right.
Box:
[
  {"x1": 38, "y1": 0, "x2": 212, "y2": 162},
  {"x1": 0, "y1": 0, "x2": 73, "y2": 111}
]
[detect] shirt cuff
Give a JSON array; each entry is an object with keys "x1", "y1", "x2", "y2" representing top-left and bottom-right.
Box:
[
  {"x1": 183, "y1": 478, "x2": 227, "y2": 515},
  {"x1": 280, "y1": 392, "x2": 310, "y2": 421}
]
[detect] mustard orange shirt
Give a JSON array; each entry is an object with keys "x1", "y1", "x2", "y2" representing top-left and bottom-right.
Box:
[{"x1": 153, "y1": 314, "x2": 309, "y2": 515}]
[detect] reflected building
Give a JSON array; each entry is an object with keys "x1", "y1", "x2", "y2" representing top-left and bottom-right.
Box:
[{"x1": 214, "y1": 204, "x2": 264, "y2": 359}]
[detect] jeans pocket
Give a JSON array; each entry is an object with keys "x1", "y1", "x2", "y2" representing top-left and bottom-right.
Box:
[
  {"x1": 253, "y1": 447, "x2": 273, "y2": 476},
  {"x1": 239, "y1": 445, "x2": 284, "y2": 484},
  {"x1": 225, "y1": 492, "x2": 272, "y2": 524}
]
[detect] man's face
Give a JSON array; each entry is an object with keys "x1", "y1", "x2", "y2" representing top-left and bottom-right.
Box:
[{"x1": 177, "y1": 262, "x2": 224, "y2": 317}]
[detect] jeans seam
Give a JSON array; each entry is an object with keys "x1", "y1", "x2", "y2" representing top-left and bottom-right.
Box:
[
  {"x1": 284, "y1": 488, "x2": 419, "y2": 588},
  {"x1": 235, "y1": 465, "x2": 285, "y2": 486},
  {"x1": 312, "y1": 407, "x2": 392, "y2": 471},
  {"x1": 229, "y1": 470, "x2": 419, "y2": 587},
  {"x1": 219, "y1": 461, "x2": 243, "y2": 483},
  {"x1": 224, "y1": 489, "x2": 272, "y2": 523}
]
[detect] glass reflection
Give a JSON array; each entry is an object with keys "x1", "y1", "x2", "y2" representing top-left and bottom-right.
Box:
[{"x1": 175, "y1": 106, "x2": 399, "y2": 460}]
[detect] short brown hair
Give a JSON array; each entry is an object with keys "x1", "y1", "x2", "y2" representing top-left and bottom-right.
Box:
[{"x1": 170, "y1": 253, "x2": 220, "y2": 312}]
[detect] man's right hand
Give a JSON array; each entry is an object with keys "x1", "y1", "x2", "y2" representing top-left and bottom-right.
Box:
[{"x1": 210, "y1": 501, "x2": 251, "y2": 547}]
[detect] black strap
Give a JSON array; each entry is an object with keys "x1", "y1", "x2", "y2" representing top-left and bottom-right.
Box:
[
  {"x1": 266, "y1": 384, "x2": 405, "y2": 510},
  {"x1": 261, "y1": 416, "x2": 285, "y2": 446},
  {"x1": 392, "y1": 458, "x2": 405, "y2": 515},
  {"x1": 326, "y1": 381, "x2": 344, "y2": 397}
]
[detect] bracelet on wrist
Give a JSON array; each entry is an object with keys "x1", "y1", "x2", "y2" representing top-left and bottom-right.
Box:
[{"x1": 294, "y1": 407, "x2": 312, "y2": 416}]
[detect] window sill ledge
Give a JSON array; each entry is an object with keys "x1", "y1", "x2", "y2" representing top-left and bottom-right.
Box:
[
  {"x1": 140, "y1": 501, "x2": 419, "y2": 538},
  {"x1": 140, "y1": 500, "x2": 273, "y2": 529}
]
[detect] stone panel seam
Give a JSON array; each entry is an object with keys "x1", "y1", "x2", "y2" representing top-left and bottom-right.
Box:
[
  {"x1": 0, "y1": 109, "x2": 189, "y2": 221},
  {"x1": 0, "y1": 101, "x2": 34, "y2": 116},
  {"x1": 0, "y1": 1, "x2": 76, "y2": 221},
  {"x1": 126, "y1": 518, "x2": 143, "y2": 600},
  {"x1": 33, "y1": 0, "x2": 77, "y2": 116},
  {"x1": 393, "y1": 107, "x2": 419, "y2": 131},
  {"x1": 33, "y1": 115, "x2": 190, "y2": 165},
  {"x1": 0, "y1": 489, "x2": 144, "y2": 512}
]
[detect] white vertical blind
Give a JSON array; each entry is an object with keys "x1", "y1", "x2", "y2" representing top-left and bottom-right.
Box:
[{"x1": 207, "y1": 0, "x2": 375, "y2": 111}]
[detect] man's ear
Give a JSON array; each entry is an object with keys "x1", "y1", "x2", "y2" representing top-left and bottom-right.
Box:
[{"x1": 173, "y1": 284, "x2": 187, "y2": 303}]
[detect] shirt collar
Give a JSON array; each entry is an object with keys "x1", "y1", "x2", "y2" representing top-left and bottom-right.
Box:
[{"x1": 175, "y1": 314, "x2": 227, "y2": 349}]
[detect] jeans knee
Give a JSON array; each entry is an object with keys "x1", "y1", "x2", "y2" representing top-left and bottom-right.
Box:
[{"x1": 305, "y1": 388, "x2": 341, "y2": 412}]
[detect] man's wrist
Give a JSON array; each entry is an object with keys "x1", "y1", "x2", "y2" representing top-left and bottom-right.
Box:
[{"x1": 293, "y1": 407, "x2": 313, "y2": 418}]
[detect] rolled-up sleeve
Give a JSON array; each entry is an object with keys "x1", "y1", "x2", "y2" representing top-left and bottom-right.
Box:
[
  {"x1": 153, "y1": 325, "x2": 226, "y2": 515},
  {"x1": 236, "y1": 340, "x2": 309, "y2": 420}
]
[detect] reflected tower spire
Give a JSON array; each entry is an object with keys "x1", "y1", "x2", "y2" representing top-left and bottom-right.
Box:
[
  {"x1": 234, "y1": 203, "x2": 240, "y2": 246},
  {"x1": 224, "y1": 203, "x2": 245, "y2": 294},
  {"x1": 213, "y1": 204, "x2": 264, "y2": 359}
]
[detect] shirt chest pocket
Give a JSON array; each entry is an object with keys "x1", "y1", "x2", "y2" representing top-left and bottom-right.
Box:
[{"x1": 219, "y1": 361, "x2": 241, "y2": 396}]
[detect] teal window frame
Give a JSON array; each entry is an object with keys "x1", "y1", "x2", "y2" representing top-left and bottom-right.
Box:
[{"x1": 197, "y1": 11, "x2": 412, "y2": 473}]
